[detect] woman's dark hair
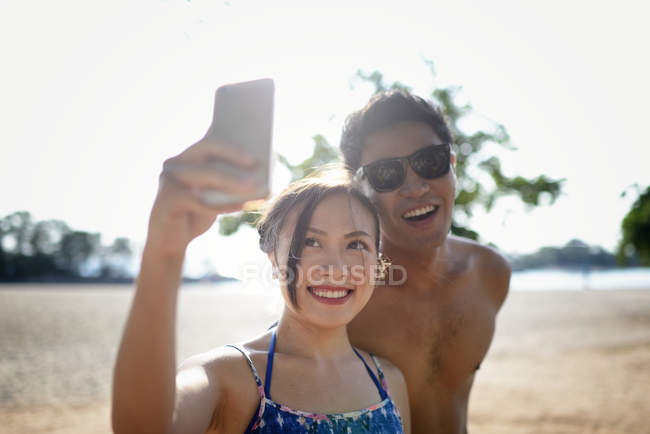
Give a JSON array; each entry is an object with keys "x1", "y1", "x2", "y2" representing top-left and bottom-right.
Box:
[
  {"x1": 340, "y1": 90, "x2": 453, "y2": 171},
  {"x1": 257, "y1": 165, "x2": 380, "y2": 307}
]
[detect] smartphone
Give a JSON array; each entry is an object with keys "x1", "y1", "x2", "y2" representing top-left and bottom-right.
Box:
[{"x1": 199, "y1": 78, "x2": 274, "y2": 207}]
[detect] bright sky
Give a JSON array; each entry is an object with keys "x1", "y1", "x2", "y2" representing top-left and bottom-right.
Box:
[{"x1": 2, "y1": 0, "x2": 649, "y2": 278}]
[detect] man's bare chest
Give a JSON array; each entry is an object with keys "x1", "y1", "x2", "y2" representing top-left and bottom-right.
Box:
[{"x1": 350, "y1": 286, "x2": 496, "y2": 387}]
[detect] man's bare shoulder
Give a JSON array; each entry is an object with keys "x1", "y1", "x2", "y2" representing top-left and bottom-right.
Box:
[{"x1": 448, "y1": 235, "x2": 511, "y2": 308}]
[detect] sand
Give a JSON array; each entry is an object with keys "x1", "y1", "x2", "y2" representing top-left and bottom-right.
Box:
[
  {"x1": 1, "y1": 285, "x2": 649, "y2": 433},
  {"x1": 469, "y1": 289, "x2": 650, "y2": 433}
]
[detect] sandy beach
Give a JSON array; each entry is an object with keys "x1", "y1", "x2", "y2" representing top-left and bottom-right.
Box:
[{"x1": 1, "y1": 285, "x2": 649, "y2": 433}]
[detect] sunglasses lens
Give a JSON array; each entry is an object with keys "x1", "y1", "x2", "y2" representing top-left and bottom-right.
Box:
[
  {"x1": 410, "y1": 145, "x2": 450, "y2": 178},
  {"x1": 366, "y1": 160, "x2": 405, "y2": 192}
]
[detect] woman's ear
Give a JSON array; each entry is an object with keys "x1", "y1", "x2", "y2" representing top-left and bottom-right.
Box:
[
  {"x1": 451, "y1": 151, "x2": 457, "y2": 171},
  {"x1": 267, "y1": 252, "x2": 279, "y2": 279}
]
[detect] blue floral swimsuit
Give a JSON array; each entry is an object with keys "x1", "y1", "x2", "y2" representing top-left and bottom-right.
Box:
[{"x1": 226, "y1": 329, "x2": 404, "y2": 433}]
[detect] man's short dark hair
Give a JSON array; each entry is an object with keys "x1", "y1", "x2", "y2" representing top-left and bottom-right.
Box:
[{"x1": 340, "y1": 90, "x2": 453, "y2": 171}]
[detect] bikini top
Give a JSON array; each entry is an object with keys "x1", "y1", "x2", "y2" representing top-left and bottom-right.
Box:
[{"x1": 226, "y1": 328, "x2": 404, "y2": 433}]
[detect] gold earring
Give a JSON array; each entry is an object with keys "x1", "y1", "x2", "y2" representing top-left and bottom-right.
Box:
[{"x1": 376, "y1": 253, "x2": 392, "y2": 281}]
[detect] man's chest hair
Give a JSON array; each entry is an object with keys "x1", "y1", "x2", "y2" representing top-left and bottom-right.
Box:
[
  {"x1": 360, "y1": 282, "x2": 496, "y2": 384},
  {"x1": 421, "y1": 299, "x2": 494, "y2": 384}
]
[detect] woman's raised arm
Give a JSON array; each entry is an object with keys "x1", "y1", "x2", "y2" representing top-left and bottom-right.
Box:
[{"x1": 111, "y1": 136, "x2": 257, "y2": 433}]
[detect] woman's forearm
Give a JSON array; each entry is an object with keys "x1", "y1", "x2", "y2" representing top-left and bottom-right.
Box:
[
  {"x1": 112, "y1": 243, "x2": 184, "y2": 433},
  {"x1": 111, "y1": 121, "x2": 255, "y2": 432}
]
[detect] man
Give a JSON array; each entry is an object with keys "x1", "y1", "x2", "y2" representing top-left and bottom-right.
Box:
[{"x1": 341, "y1": 91, "x2": 511, "y2": 433}]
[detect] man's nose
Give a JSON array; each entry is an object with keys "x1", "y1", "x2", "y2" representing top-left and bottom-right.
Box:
[{"x1": 398, "y1": 167, "x2": 430, "y2": 198}]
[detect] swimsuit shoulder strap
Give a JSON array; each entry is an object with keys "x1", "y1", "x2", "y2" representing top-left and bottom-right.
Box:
[
  {"x1": 369, "y1": 353, "x2": 392, "y2": 397},
  {"x1": 263, "y1": 327, "x2": 277, "y2": 399},
  {"x1": 352, "y1": 348, "x2": 389, "y2": 401},
  {"x1": 224, "y1": 344, "x2": 264, "y2": 392},
  {"x1": 224, "y1": 344, "x2": 266, "y2": 433}
]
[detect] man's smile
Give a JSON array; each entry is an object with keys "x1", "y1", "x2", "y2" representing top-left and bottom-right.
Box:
[{"x1": 401, "y1": 203, "x2": 440, "y2": 226}]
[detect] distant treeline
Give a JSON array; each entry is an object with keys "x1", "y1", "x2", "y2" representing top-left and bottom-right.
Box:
[
  {"x1": 0, "y1": 211, "x2": 634, "y2": 282},
  {"x1": 0, "y1": 211, "x2": 237, "y2": 285},
  {"x1": 0, "y1": 211, "x2": 132, "y2": 282},
  {"x1": 507, "y1": 239, "x2": 624, "y2": 271}
]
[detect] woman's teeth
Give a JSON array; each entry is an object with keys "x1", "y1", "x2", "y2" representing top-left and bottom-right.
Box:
[{"x1": 310, "y1": 287, "x2": 350, "y2": 299}]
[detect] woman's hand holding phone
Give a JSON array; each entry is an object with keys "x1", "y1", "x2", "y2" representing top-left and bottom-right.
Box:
[
  {"x1": 113, "y1": 80, "x2": 273, "y2": 433},
  {"x1": 146, "y1": 78, "x2": 273, "y2": 259},
  {"x1": 145, "y1": 136, "x2": 259, "y2": 258}
]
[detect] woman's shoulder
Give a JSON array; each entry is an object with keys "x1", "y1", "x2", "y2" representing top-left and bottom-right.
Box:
[
  {"x1": 372, "y1": 354, "x2": 407, "y2": 391},
  {"x1": 172, "y1": 331, "x2": 273, "y2": 432},
  {"x1": 353, "y1": 349, "x2": 401, "y2": 377},
  {"x1": 178, "y1": 330, "x2": 273, "y2": 381},
  {"x1": 362, "y1": 353, "x2": 410, "y2": 432},
  {"x1": 351, "y1": 349, "x2": 404, "y2": 395}
]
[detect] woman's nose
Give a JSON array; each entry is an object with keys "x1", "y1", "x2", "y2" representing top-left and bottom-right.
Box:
[{"x1": 316, "y1": 253, "x2": 349, "y2": 282}]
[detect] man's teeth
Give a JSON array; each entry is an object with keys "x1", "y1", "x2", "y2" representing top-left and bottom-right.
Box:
[
  {"x1": 311, "y1": 288, "x2": 349, "y2": 299},
  {"x1": 403, "y1": 205, "x2": 437, "y2": 219}
]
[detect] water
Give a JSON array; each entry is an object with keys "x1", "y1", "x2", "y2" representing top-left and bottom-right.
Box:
[
  {"x1": 203, "y1": 268, "x2": 650, "y2": 292},
  {"x1": 510, "y1": 267, "x2": 650, "y2": 291}
]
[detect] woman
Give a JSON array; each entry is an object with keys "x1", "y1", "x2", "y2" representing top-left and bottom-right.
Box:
[{"x1": 111, "y1": 132, "x2": 410, "y2": 433}]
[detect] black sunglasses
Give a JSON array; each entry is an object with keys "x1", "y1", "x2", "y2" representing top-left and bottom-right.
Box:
[{"x1": 355, "y1": 144, "x2": 451, "y2": 192}]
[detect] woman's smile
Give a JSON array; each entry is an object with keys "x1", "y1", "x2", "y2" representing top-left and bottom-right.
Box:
[{"x1": 307, "y1": 285, "x2": 354, "y2": 304}]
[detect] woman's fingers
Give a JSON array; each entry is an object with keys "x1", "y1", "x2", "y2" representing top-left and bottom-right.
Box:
[
  {"x1": 157, "y1": 172, "x2": 246, "y2": 216},
  {"x1": 147, "y1": 137, "x2": 261, "y2": 249},
  {"x1": 162, "y1": 159, "x2": 258, "y2": 194},
  {"x1": 183, "y1": 137, "x2": 258, "y2": 168}
]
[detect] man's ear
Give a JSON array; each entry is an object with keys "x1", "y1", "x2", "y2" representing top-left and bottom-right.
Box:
[{"x1": 451, "y1": 152, "x2": 460, "y2": 200}]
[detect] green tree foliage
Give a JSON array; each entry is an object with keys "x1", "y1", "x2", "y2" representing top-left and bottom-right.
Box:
[
  {"x1": 0, "y1": 211, "x2": 133, "y2": 281},
  {"x1": 59, "y1": 231, "x2": 101, "y2": 275},
  {"x1": 98, "y1": 237, "x2": 134, "y2": 279},
  {"x1": 355, "y1": 64, "x2": 564, "y2": 239},
  {"x1": 618, "y1": 185, "x2": 650, "y2": 266},
  {"x1": 218, "y1": 61, "x2": 564, "y2": 241},
  {"x1": 218, "y1": 134, "x2": 340, "y2": 235}
]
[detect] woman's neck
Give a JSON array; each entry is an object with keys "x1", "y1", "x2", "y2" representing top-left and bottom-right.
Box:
[{"x1": 274, "y1": 312, "x2": 354, "y2": 360}]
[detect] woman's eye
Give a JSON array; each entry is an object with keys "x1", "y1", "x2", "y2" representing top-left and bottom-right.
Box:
[
  {"x1": 348, "y1": 240, "x2": 369, "y2": 251},
  {"x1": 304, "y1": 237, "x2": 321, "y2": 248}
]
